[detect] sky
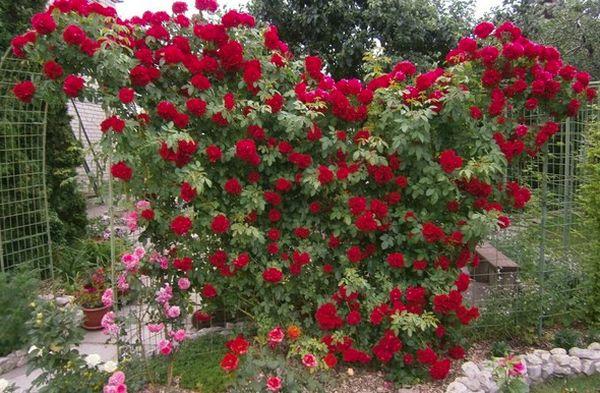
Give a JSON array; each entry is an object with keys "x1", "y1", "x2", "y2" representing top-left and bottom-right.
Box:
[{"x1": 115, "y1": 0, "x2": 504, "y2": 19}]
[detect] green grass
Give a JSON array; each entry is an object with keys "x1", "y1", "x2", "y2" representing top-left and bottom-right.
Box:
[
  {"x1": 127, "y1": 334, "x2": 233, "y2": 393},
  {"x1": 531, "y1": 373, "x2": 600, "y2": 393}
]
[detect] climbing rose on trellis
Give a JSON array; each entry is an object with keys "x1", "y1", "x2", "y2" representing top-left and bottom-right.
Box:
[{"x1": 11, "y1": 0, "x2": 596, "y2": 385}]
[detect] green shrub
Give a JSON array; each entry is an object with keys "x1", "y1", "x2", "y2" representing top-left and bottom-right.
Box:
[
  {"x1": 490, "y1": 341, "x2": 511, "y2": 358},
  {"x1": 553, "y1": 328, "x2": 582, "y2": 349},
  {"x1": 0, "y1": 267, "x2": 39, "y2": 356}
]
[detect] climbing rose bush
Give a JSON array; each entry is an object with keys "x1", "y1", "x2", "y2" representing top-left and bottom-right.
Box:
[{"x1": 12, "y1": 0, "x2": 596, "y2": 385}]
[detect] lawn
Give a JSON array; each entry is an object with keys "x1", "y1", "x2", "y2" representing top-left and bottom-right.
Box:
[
  {"x1": 531, "y1": 373, "x2": 600, "y2": 393},
  {"x1": 126, "y1": 334, "x2": 232, "y2": 393}
]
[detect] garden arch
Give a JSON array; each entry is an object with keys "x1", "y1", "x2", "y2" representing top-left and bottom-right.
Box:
[{"x1": 0, "y1": 53, "x2": 53, "y2": 276}]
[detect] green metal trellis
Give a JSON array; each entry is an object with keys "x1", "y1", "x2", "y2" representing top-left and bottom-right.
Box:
[{"x1": 0, "y1": 55, "x2": 53, "y2": 276}]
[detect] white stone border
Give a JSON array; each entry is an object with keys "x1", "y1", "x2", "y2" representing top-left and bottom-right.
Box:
[{"x1": 446, "y1": 342, "x2": 600, "y2": 393}]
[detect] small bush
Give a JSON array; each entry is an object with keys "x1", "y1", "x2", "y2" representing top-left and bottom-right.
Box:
[
  {"x1": 553, "y1": 328, "x2": 582, "y2": 349},
  {"x1": 0, "y1": 267, "x2": 39, "y2": 356},
  {"x1": 490, "y1": 341, "x2": 510, "y2": 358}
]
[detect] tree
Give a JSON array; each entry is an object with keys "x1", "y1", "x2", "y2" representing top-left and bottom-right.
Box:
[
  {"x1": 490, "y1": 0, "x2": 600, "y2": 79},
  {"x1": 0, "y1": 1, "x2": 47, "y2": 51},
  {"x1": 249, "y1": 0, "x2": 475, "y2": 78}
]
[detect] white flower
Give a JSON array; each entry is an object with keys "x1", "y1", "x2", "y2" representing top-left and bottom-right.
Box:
[
  {"x1": 102, "y1": 360, "x2": 118, "y2": 373},
  {"x1": 0, "y1": 379, "x2": 9, "y2": 391},
  {"x1": 84, "y1": 353, "x2": 102, "y2": 368}
]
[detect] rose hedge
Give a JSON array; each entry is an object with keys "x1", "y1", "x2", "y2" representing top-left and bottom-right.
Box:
[{"x1": 11, "y1": 0, "x2": 596, "y2": 385}]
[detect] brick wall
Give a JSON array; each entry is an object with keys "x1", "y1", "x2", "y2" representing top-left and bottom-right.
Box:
[{"x1": 67, "y1": 101, "x2": 106, "y2": 195}]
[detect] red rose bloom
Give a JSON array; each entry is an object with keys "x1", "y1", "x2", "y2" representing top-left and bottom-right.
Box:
[
  {"x1": 110, "y1": 161, "x2": 132, "y2": 181},
  {"x1": 439, "y1": 149, "x2": 463, "y2": 173},
  {"x1": 12, "y1": 81, "x2": 36, "y2": 103},
  {"x1": 118, "y1": 88, "x2": 135, "y2": 104},
  {"x1": 317, "y1": 165, "x2": 334, "y2": 184},
  {"x1": 63, "y1": 75, "x2": 85, "y2": 97},
  {"x1": 224, "y1": 178, "x2": 242, "y2": 195},
  {"x1": 196, "y1": 0, "x2": 218, "y2": 12},
  {"x1": 220, "y1": 353, "x2": 239, "y2": 372},
  {"x1": 211, "y1": 214, "x2": 230, "y2": 234},
  {"x1": 346, "y1": 246, "x2": 363, "y2": 263},
  {"x1": 202, "y1": 283, "x2": 218, "y2": 298},
  {"x1": 170, "y1": 216, "x2": 192, "y2": 236},
  {"x1": 180, "y1": 182, "x2": 197, "y2": 203},
  {"x1": 226, "y1": 335, "x2": 250, "y2": 355},
  {"x1": 31, "y1": 12, "x2": 56, "y2": 35},
  {"x1": 141, "y1": 209, "x2": 155, "y2": 220},
  {"x1": 186, "y1": 98, "x2": 207, "y2": 116},
  {"x1": 315, "y1": 303, "x2": 344, "y2": 330},
  {"x1": 63, "y1": 25, "x2": 85, "y2": 45},
  {"x1": 386, "y1": 253, "x2": 405, "y2": 268},
  {"x1": 173, "y1": 257, "x2": 193, "y2": 271},
  {"x1": 346, "y1": 310, "x2": 361, "y2": 325},
  {"x1": 429, "y1": 359, "x2": 451, "y2": 380},
  {"x1": 262, "y1": 267, "x2": 283, "y2": 283},
  {"x1": 43, "y1": 61, "x2": 63, "y2": 80},
  {"x1": 205, "y1": 144, "x2": 222, "y2": 163},
  {"x1": 172, "y1": 1, "x2": 188, "y2": 13},
  {"x1": 448, "y1": 346, "x2": 465, "y2": 360}
]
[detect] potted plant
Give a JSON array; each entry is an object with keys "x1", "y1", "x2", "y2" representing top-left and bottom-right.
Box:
[{"x1": 75, "y1": 267, "x2": 111, "y2": 330}]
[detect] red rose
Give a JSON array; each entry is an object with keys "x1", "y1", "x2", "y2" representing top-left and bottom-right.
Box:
[
  {"x1": 266, "y1": 376, "x2": 282, "y2": 392},
  {"x1": 439, "y1": 149, "x2": 463, "y2": 173},
  {"x1": 324, "y1": 353, "x2": 338, "y2": 368},
  {"x1": 386, "y1": 253, "x2": 405, "y2": 268},
  {"x1": 262, "y1": 267, "x2": 283, "y2": 283},
  {"x1": 429, "y1": 359, "x2": 451, "y2": 380},
  {"x1": 186, "y1": 98, "x2": 207, "y2": 116},
  {"x1": 226, "y1": 335, "x2": 250, "y2": 355},
  {"x1": 12, "y1": 81, "x2": 36, "y2": 103},
  {"x1": 63, "y1": 75, "x2": 85, "y2": 97},
  {"x1": 416, "y1": 347, "x2": 437, "y2": 365},
  {"x1": 100, "y1": 116, "x2": 125, "y2": 133},
  {"x1": 172, "y1": 1, "x2": 188, "y2": 13},
  {"x1": 180, "y1": 182, "x2": 197, "y2": 203},
  {"x1": 202, "y1": 283, "x2": 218, "y2": 298},
  {"x1": 118, "y1": 88, "x2": 135, "y2": 104},
  {"x1": 173, "y1": 257, "x2": 193, "y2": 271},
  {"x1": 346, "y1": 310, "x2": 361, "y2": 325},
  {"x1": 317, "y1": 165, "x2": 334, "y2": 184},
  {"x1": 170, "y1": 216, "x2": 192, "y2": 236},
  {"x1": 110, "y1": 161, "x2": 132, "y2": 181},
  {"x1": 422, "y1": 222, "x2": 445, "y2": 243},
  {"x1": 220, "y1": 353, "x2": 239, "y2": 372},
  {"x1": 224, "y1": 178, "x2": 242, "y2": 195},
  {"x1": 31, "y1": 12, "x2": 56, "y2": 35},
  {"x1": 205, "y1": 144, "x2": 222, "y2": 163},
  {"x1": 211, "y1": 214, "x2": 230, "y2": 234},
  {"x1": 346, "y1": 246, "x2": 363, "y2": 263},
  {"x1": 141, "y1": 209, "x2": 155, "y2": 220},
  {"x1": 43, "y1": 61, "x2": 63, "y2": 80},
  {"x1": 448, "y1": 346, "x2": 465, "y2": 360},
  {"x1": 63, "y1": 25, "x2": 85, "y2": 45},
  {"x1": 196, "y1": 0, "x2": 218, "y2": 12},
  {"x1": 315, "y1": 303, "x2": 343, "y2": 330}
]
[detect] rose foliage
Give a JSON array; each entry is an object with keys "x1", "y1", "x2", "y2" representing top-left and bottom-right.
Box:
[{"x1": 11, "y1": 0, "x2": 596, "y2": 385}]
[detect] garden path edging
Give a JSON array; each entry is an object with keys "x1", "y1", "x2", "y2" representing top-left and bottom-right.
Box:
[{"x1": 446, "y1": 342, "x2": 600, "y2": 393}]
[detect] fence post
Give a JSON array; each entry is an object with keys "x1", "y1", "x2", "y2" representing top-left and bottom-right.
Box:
[
  {"x1": 538, "y1": 144, "x2": 548, "y2": 336},
  {"x1": 563, "y1": 117, "x2": 572, "y2": 255}
]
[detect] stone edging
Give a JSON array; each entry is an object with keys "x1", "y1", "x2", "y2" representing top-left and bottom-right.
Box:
[
  {"x1": 446, "y1": 342, "x2": 600, "y2": 393},
  {"x1": 0, "y1": 350, "x2": 27, "y2": 375}
]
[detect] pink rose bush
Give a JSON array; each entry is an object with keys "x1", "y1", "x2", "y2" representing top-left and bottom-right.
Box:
[{"x1": 12, "y1": 0, "x2": 595, "y2": 385}]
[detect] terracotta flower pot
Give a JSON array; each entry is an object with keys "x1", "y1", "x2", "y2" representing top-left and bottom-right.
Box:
[{"x1": 81, "y1": 304, "x2": 111, "y2": 330}]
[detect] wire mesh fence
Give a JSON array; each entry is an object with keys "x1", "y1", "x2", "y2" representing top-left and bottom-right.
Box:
[
  {"x1": 468, "y1": 82, "x2": 600, "y2": 339},
  {"x1": 0, "y1": 56, "x2": 53, "y2": 277}
]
